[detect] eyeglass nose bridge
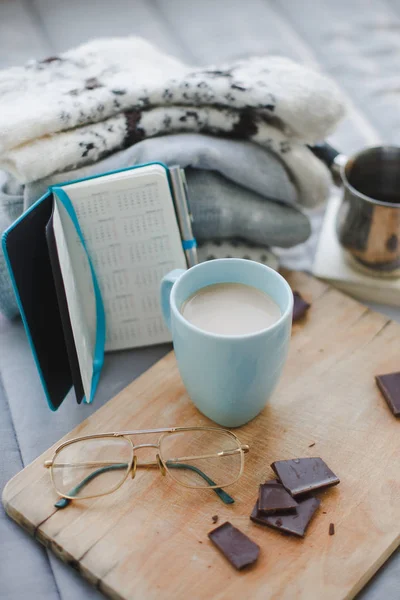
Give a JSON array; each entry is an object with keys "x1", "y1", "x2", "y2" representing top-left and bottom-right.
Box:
[
  {"x1": 132, "y1": 443, "x2": 160, "y2": 451},
  {"x1": 129, "y1": 443, "x2": 166, "y2": 479}
]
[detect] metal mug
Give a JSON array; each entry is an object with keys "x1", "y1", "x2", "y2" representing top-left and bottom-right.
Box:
[{"x1": 311, "y1": 143, "x2": 400, "y2": 277}]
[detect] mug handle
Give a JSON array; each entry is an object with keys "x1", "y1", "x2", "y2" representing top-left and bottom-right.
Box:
[
  {"x1": 308, "y1": 142, "x2": 341, "y2": 169},
  {"x1": 160, "y1": 269, "x2": 186, "y2": 330}
]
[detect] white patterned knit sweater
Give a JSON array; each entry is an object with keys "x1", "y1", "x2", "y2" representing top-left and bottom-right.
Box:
[{"x1": 0, "y1": 37, "x2": 345, "y2": 206}]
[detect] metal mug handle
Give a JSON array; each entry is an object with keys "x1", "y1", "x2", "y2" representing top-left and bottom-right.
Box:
[
  {"x1": 308, "y1": 142, "x2": 348, "y2": 186},
  {"x1": 309, "y1": 142, "x2": 341, "y2": 169}
]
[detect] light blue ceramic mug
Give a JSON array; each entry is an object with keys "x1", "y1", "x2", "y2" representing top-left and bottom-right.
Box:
[{"x1": 160, "y1": 259, "x2": 293, "y2": 427}]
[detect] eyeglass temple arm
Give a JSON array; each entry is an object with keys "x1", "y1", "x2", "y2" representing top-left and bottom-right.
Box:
[
  {"x1": 54, "y1": 463, "x2": 127, "y2": 509},
  {"x1": 166, "y1": 446, "x2": 249, "y2": 463},
  {"x1": 54, "y1": 462, "x2": 235, "y2": 509},
  {"x1": 165, "y1": 462, "x2": 234, "y2": 504}
]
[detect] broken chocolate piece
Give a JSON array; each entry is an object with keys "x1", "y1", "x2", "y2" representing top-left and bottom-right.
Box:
[
  {"x1": 258, "y1": 480, "x2": 298, "y2": 515},
  {"x1": 329, "y1": 523, "x2": 335, "y2": 536},
  {"x1": 212, "y1": 515, "x2": 219, "y2": 524},
  {"x1": 271, "y1": 457, "x2": 340, "y2": 497},
  {"x1": 292, "y1": 291, "x2": 310, "y2": 322},
  {"x1": 375, "y1": 372, "x2": 400, "y2": 417},
  {"x1": 250, "y1": 497, "x2": 320, "y2": 537},
  {"x1": 208, "y1": 522, "x2": 260, "y2": 570}
]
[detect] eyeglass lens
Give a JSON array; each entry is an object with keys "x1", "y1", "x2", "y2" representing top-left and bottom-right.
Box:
[
  {"x1": 51, "y1": 437, "x2": 133, "y2": 499},
  {"x1": 160, "y1": 429, "x2": 242, "y2": 488}
]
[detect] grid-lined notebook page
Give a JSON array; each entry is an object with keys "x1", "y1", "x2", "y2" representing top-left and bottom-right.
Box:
[{"x1": 61, "y1": 166, "x2": 187, "y2": 351}]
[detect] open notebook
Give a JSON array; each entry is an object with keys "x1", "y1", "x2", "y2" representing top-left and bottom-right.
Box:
[{"x1": 2, "y1": 163, "x2": 196, "y2": 410}]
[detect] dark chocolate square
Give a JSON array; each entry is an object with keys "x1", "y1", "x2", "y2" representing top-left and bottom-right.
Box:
[
  {"x1": 258, "y1": 480, "x2": 298, "y2": 515},
  {"x1": 292, "y1": 291, "x2": 310, "y2": 322},
  {"x1": 271, "y1": 457, "x2": 340, "y2": 497},
  {"x1": 208, "y1": 521, "x2": 260, "y2": 570},
  {"x1": 250, "y1": 497, "x2": 320, "y2": 537},
  {"x1": 375, "y1": 372, "x2": 400, "y2": 417}
]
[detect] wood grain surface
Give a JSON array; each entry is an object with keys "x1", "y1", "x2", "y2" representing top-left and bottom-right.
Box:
[{"x1": 2, "y1": 271, "x2": 400, "y2": 600}]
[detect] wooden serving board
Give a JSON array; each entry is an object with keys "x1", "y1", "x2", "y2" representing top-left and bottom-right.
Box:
[{"x1": 3, "y1": 272, "x2": 400, "y2": 600}]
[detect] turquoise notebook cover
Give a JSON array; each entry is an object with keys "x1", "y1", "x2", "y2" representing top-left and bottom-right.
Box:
[{"x1": 2, "y1": 161, "x2": 187, "y2": 410}]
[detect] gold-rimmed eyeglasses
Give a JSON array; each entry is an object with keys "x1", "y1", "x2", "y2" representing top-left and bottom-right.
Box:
[{"x1": 44, "y1": 426, "x2": 249, "y2": 508}]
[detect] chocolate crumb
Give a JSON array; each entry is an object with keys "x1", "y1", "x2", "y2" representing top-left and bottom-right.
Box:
[
  {"x1": 198, "y1": 540, "x2": 203, "y2": 544},
  {"x1": 276, "y1": 518, "x2": 283, "y2": 527},
  {"x1": 308, "y1": 442, "x2": 316, "y2": 448},
  {"x1": 322, "y1": 511, "x2": 327, "y2": 514},
  {"x1": 212, "y1": 515, "x2": 218, "y2": 524},
  {"x1": 329, "y1": 523, "x2": 335, "y2": 536}
]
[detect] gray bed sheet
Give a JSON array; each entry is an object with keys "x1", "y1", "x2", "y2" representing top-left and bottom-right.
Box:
[{"x1": 0, "y1": 1, "x2": 399, "y2": 598}]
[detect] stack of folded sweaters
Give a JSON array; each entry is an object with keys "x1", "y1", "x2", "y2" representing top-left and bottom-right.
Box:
[{"x1": 0, "y1": 37, "x2": 345, "y2": 319}]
